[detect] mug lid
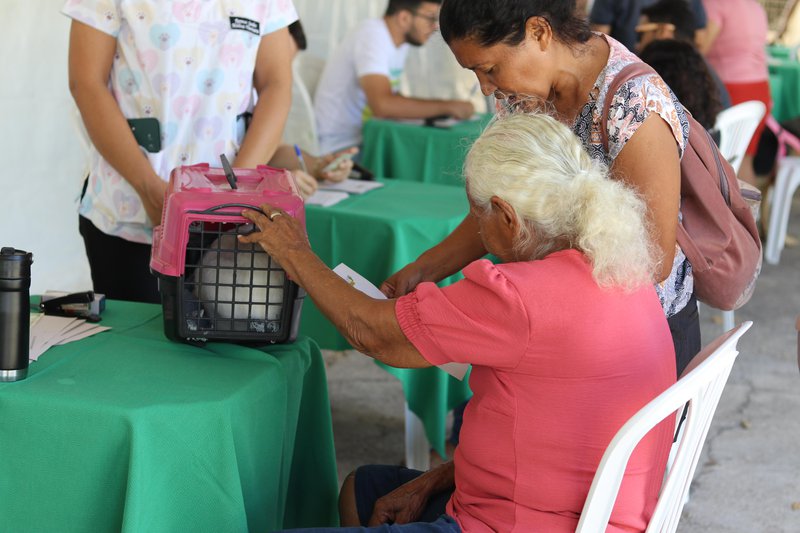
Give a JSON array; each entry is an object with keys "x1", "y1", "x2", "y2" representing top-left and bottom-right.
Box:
[{"x1": 0, "y1": 247, "x2": 33, "y2": 279}]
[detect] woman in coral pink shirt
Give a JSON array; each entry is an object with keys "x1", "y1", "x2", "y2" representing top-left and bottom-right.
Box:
[
  {"x1": 701, "y1": 0, "x2": 772, "y2": 184},
  {"x1": 242, "y1": 113, "x2": 676, "y2": 532}
]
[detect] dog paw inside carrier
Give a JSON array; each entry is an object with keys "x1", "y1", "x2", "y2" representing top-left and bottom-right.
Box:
[{"x1": 150, "y1": 158, "x2": 305, "y2": 344}]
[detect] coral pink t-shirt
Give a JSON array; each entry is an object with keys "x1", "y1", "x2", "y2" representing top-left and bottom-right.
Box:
[
  {"x1": 395, "y1": 250, "x2": 676, "y2": 532},
  {"x1": 703, "y1": 0, "x2": 769, "y2": 83}
]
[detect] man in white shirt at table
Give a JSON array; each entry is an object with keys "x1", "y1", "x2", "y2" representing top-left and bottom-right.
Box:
[{"x1": 314, "y1": 0, "x2": 475, "y2": 154}]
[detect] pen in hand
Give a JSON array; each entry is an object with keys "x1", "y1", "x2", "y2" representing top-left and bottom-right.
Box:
[{"x1": 294, "y1": 144, "x2": 308, "y2": 174}]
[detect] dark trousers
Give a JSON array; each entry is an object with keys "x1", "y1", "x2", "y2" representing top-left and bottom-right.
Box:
[
  {"x1": 355, "y1": 465, "x2": 453, "y2": 526},
  {"x1": 668, "y1": 294, "x2": 701, "y2": 378},
  {"x1": 79, "y1": 216, "x2": 160, "y2": 304}
]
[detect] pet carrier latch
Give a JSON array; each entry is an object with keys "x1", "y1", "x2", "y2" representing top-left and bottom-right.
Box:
[{"x1": 220, "y1": 154, "x2": 238, "y2": 190}]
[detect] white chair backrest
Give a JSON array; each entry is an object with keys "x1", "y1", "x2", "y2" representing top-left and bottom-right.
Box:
[
  {"x1": 284, "y1": 58, "x2": 320, "y2": 154},
  {"x1": 576, "y1": 322, "x2": 752, "y2": 533},
  {"x1": 294, "y1": 53, "x2": 327, "y2": 102},
  {"x1": 714, "y1": 101, "x2": 767, "y2": 173}
]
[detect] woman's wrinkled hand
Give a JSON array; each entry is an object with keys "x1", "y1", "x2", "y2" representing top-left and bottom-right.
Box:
[
  {"x1": 238, "y1": 204, "x2": 311, "y2": 267},
  {"x1": 315, "y1": 147, "x2": 359, "y2": 183},
  {"x1": 380, "y1": 261, "x2": 430, "y2": 298},
  {"x1": 368, "y1": 481, "x2": 429, "y2": 526}
]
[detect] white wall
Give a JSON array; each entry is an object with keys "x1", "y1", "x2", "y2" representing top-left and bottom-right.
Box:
[
  {"x1": 0, "y1": 0, "x2": 481, "y2": 296},
  {"x1": 0, "y1": 1, "x2": 92, "y2": 294}
]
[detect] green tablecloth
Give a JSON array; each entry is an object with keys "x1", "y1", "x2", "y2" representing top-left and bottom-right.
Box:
[
  {"x1": 0, "y1": 301, "x2": 338, "y2": 533},
  {"x1": 300, "y1": 179, "x2": 473, "y2": 455},
  {"x1": 767, "y1": 46, "x2": 800, "y2": 122},
  {"x1": 769, "y1": 60, "x2": 800, "y2": 122},
  {"x1": 360, "y1": 115, "x2": 492, "y2": 186}
]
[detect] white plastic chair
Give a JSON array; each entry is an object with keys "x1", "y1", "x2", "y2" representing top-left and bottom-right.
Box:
[
  {"x1": 763, "y1": 116, "x2": 800, "y2": 265},
  {"x1": 294, "y1": 53, "x2": 326, "y2": 101},
  {"x1": 712, "y1": 101, "x2": 767, "y2": 330},
  {"x1": 715, "y1": 100, "x2": 767, "y2": 173},
  {"x1": 283, "y1": 58, "x2": 320, "y2": 154},
  {"x1": 576, "y1": 322, "x2": 752, "y2": 533},
  {"x1": 405, "y1": 404, "x2": 430, "y2": 471}
]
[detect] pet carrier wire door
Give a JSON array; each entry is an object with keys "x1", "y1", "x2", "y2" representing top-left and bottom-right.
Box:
[{"x1": 151, "y1": 163, "x2": 305, "y2": 344}]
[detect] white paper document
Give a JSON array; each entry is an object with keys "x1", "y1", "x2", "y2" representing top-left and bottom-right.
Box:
[
  {"x1": 318, "y1": 178, "x2": 384, "y2": 195},
  {"x1": 28, "y1": 313, "x2": 111, "y2": 361},
  {"x1": 332, "y1": 263, "x2": 469, "y2": 381},
  {"x1": 333, "y1": 263, "x2": 388, "y2": 300},
  {"x1": 306, "y1": 190, "x2": 350, "y2": 207}
]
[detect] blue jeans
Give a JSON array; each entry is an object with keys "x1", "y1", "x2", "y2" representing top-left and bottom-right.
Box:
[
  {"x1": 279, "y1": 515, "x2": 460, "y2": 532},
  {"x1": 276, "y1": 465, "x2": 460, "y2": 532}
]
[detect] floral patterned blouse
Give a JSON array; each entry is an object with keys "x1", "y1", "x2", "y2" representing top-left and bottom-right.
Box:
[{"x1": 570, "y1": 35, "x2": 693, "y2": 318}]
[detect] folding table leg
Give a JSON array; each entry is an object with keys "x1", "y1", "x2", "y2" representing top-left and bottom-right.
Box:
[
  {"x1": 404, "y1": 403, "x2": 430, "y2": 471},
  {"x1": 722, "y1": 310, "x2": 735, "y2": 332}
]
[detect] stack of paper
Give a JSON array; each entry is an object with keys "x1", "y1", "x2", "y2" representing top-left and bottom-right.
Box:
[
  {"x1": 28, "y1": 313, "x2": 111, "y2": 361},
  {"x1": 306, "y1": 179, "x2": 385, "y2": 207},
  {"x1": 318, "y1": 179, "x2": 384, "y2": 194},
  {"x1": 305, "y1": 190, "x2": 349, "y2": 207}
]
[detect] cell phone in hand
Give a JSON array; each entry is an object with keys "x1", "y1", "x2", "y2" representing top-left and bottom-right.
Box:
[
  {"x1": 321, "y1": 151, "x2": 356, "y2": 174},
  {"x1": 351, "y1": 162, "x2": 375, "y2": 181},
  {"x1": 424, "y1": 114, "x2": 451, "y2": 127}
]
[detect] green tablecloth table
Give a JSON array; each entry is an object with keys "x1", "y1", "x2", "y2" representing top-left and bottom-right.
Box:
[
  {"x1": 360, "y1": 115, "x2": 492, "y2": 186},
  {"x1": 767, "y1": 46, "x2": 800, "y2": 122},
  {"x1": 769, "y1": 60, "x2": 800, "y2": 122},
  {"x1": 300, "y1": 179, "x2": 473, "y2": 456},
  {"x1": 0, "y1": 301, "x2": 338, "y2": 533}
]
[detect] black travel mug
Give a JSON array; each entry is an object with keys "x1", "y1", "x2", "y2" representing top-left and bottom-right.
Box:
[{"x1": 0, "y1": 247, "x2": 33, "y2": 382}]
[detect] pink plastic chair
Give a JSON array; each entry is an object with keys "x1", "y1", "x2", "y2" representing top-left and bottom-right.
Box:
[{"x1": 764, "y1": 115, "x2": 800, "y2": 264}]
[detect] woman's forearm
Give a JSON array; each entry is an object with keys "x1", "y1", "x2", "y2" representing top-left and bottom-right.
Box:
[
  {"x1": 71, "y1": 83, "x2": 161, "y2": 195},
  {"x1": 269, "y1": 144, "x2": 305, "y2": 170},
  {"x1": 68, "y1": 20, "x2": 164, "y2": 222},
  {"x1": 418, "y1": 213, "x2": 486, "y2": 280},
  {"x1": 234, "y1": 28, "x2": 293, "y2": 168},
  {"x1": 279, "y1": 247, "x2": 429, "y2": 368},
  {"x1": 234, "y1": 81, "x2": 292, "y2": 168},
  {"x1": 420, "y1": 460, "x2": 455, "y2": 494}
]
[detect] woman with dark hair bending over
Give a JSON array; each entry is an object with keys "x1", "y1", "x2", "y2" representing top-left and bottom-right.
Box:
[
  {"x1": 245, "y1": 114, "x2": 676, "y2": 532},
  {"x1": 384, "y1": 0, "x2": 700, "y2": 377}
]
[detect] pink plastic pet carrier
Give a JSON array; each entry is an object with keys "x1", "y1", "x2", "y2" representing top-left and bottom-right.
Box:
[{"x1": 150, "y1": 160, "x2": 305, "y2": 344}]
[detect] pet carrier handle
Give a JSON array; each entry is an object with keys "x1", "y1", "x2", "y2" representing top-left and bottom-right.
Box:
[
  {"x1": 219, "y1": 153, "x2": 238, "y2": 190},
  {"x1": 189, "y1": 204, "x2": 267, "y2": 216}
]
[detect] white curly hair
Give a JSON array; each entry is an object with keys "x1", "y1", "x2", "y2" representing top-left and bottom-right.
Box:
[{"x1": 464, "y1": 113, "x2": 658, "y2": 290}]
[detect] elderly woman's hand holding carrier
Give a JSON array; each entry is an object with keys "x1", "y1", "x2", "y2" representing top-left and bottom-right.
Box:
[{"x1": 242, "y1": 112, "x2": 676, "y2": 533}]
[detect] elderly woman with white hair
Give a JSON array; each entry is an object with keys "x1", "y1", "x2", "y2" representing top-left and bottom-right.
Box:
[{"x1": 241, "y1": 113, "x2": 676, "y2": 532}]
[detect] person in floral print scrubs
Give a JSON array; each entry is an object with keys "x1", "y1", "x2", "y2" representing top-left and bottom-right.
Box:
[{"x1": 64, "y1": 0, "x2": 298, "y2": 303}]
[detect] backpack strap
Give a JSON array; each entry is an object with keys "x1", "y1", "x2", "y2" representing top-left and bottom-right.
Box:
[{"x1": 599, "y1": 62, "x2": 658, "y2": 152}]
